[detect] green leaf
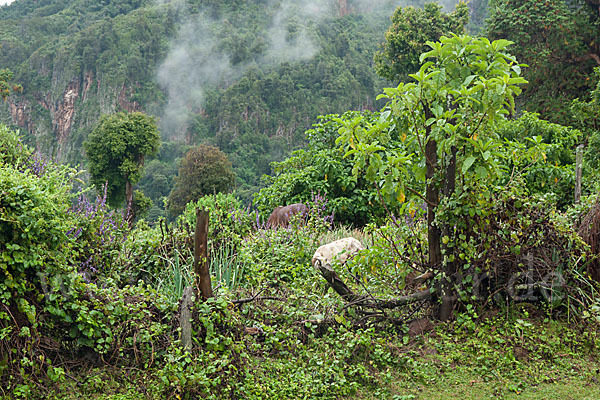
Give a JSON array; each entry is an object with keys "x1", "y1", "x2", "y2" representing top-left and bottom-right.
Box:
[
  {"x1": 462, "y1": 156, "x2": 476, "y2": 174},
  {"x1": 475, "y1": 166, "x2": 488, "y2": 179},
  {"x1": 463, "y1": 75, "x2": 476, "y2": 86}
]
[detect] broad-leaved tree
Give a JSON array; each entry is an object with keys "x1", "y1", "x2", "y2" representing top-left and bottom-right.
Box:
[
  {"x1": 374, "y1": 2, "x2": 469, "y2": 83},
  {"x1": 167, "y1": 144, "x2": 235, "y2": 218},
  {"x1": 84, "y1": 112, "x2": 160, "y2": 220},
  {"x1": 339, "y1": 34, "x2": 527, "y2": 319}
]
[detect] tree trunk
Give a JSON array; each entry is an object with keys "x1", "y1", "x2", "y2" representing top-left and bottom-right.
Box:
[
  {"x1": 425, "y1": 138, "x2": 442, "y2": 274},
  {"x1": 337, "y1": 0, "x2": 348, "y2": 16},
  {"x1": 194, "y1": 208, "x2": 213, "y2": 299},
  {"x1": 439, "y1": 146, "x2": 457, "y2": 322}
]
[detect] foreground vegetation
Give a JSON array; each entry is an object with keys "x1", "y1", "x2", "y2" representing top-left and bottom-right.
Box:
[{"x1": 35, "y1": 311, "x2": 600, "y2": 399}]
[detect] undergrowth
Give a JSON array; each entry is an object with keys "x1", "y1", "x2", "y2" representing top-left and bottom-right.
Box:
[{"x1": 40, "y1": 307, "x2": 600, "y2": 400}]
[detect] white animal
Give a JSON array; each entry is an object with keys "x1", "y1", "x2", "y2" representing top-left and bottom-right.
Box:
[{"x1": 311, "y1": 237, "x2": 364, "y2": 269}]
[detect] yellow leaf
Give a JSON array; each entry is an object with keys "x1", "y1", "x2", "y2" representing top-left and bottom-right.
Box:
[
  {"x1": 397, "y1": 191, "x2": 406, "y2": 203},
  {"x1": 325, "y1": 174, "x2": 328, "y2": 181},
  {"x1": 472, "y1": 133, "x2": 478, "y2": 140}
]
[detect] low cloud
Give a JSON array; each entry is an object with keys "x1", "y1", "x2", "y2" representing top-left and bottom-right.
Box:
[{"x1": 156, "y1": 0, "x2": 464, "y2": 138}]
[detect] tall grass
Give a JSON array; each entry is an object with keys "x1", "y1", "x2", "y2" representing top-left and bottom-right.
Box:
[
  {"x1": 210, "y1": 243, "x2": 246, "y2": 292},
  {"x1": 156, "y1": 247, "x2": 194, "y2": 305},
  {"x1": 154, "y1": 240, "x2": 246, "y2": 304},
  {"x1": 317, "y1": 225, "x2": 372, "y2": 248}
]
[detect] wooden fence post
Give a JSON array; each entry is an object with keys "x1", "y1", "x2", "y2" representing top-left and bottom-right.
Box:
[
  {"x1": 179, "y1": 286, "x2": 194, "y2": 350},
  {"x1": 575, "y1": 144, "x2": 583, "y2": 204},
  {"x1": 194, "y1": 208, "x2": 213, "y2": 299}
]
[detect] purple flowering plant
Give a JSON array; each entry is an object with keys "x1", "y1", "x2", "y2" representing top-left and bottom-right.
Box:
[{"x1": 67, "y1": 182, "x2": 128, "y2": 283}]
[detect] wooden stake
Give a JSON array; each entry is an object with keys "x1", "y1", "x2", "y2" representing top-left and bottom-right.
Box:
[
  {"x1": 180, "y1": 286, "x2": 194, "y2": 350},
  {"x1": 575, "y1": 144, "x2": 583, "y2": 204},
  {"x1": 194, "y1": 208, "x2": 213, "y2": 299}
]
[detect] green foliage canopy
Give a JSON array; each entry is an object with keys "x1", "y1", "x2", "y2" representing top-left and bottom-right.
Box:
[
  {"x1": 497, "y1": 112, "x2": 581, "y2": 208},
  {"x1": 373, "y1": 1, "x2": 469, "y2": 83},
  {"x1": 167, "y1": 144, "x2": 235, "y2": 218},
  {"x1": 571, "y1": 67, "x2": 600, "y2": 192},
  {"x1": 341, "y1": 34, "x2": 528, "y2": 211},
  {"x1": 0, "y1": 68, "x2": 22, "y2": 101},
  {"x1": 84, "y1": 111, "x2": 160, "y2": 207},
  {"x1": 254, "y1": 111, "x2": 391, "y2": 226},
  {"x1": 486, "y1": 0, "x2": 597, "y2": 123}
]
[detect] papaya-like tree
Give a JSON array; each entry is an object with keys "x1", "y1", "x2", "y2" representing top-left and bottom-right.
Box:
[
  {"x1": 84, "y1": 112, "x2": 160, "y2": 221},
  {"x1": 338, "y1": 34, "x2": 527, "y2": 320}
]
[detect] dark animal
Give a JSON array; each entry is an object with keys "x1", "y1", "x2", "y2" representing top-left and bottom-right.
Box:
[{"x1": 266, "y1": 203, "x2": 308, "y2": 228}]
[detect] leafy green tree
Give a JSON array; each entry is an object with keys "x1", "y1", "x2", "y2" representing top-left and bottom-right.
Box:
[
  {"x1": 497, "y1": 112, "x2": 581, "y2": 208},
  {"x1": 138, "y1": 158, "x2": 177, "y2": 205},
  {"x1": 0, "y1": 68, "x2": 22, "y2": 101},
  {"x1": 373, "y1": 2, "x2": 469, "y2": 83},
  {"x1": 571, "y1": 67, "x2": 600, "y2": 192},
  {"x1": 254, "y1": 111, "x2": 388, "y2": 226},
  {"x1": 339, "y1": 34, "x2": 527, "y2": 320},
  {"x1": 84, "y1": 112, "x2": 160, "y2": 218},
  {"x1": 487, "y1": 0, "x2": 597, "y2": 123},
  {"x1": 167, "y1": 144, "x2": 235, "y2": 218}
]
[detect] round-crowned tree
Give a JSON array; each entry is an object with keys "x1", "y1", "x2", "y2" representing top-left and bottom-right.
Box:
[
  {"x1": 84, "y1": 112, "x2": 160, "y2": 220},
  {"x1": 167, "y1": 144, "x2": 235, "y2": 217}
]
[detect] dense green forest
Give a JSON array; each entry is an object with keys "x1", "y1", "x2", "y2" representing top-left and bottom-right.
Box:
[
  {"x1": 2, "y1": 0, "x2": 600, "y2": 399},
  {"x1": 0, "y1": 0, "x2": 500, "y2": 216},
  {"x1": 0, "y1": 0, "x2": 396, "y2": 208}
]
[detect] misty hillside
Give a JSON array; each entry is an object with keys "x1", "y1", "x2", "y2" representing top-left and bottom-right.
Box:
[{"x1": 0, "y1": 0, "x2": 483, "y2": 211}]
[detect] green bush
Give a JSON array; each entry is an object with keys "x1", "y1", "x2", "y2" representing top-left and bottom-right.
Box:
[
  {"x1": 181, "y1": 192, "x2": 256, "y2": 249},
  {"x1": 239, "y1": 206, "x2": 331, "y2": 288},
  {"x1": 497, "y1": 112, "x2": 581, "y2": 208},
  {"x1": 0, "y1": 125, "x2": 174, "y2": 394},
  {"x1": 254, "y1": 112, "x2": 390, "y2": 226}
]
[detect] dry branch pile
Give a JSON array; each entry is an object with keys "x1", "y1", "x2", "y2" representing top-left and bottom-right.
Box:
[{"x1": 578, "y1": 196, "x2": 600, "y2": 282}]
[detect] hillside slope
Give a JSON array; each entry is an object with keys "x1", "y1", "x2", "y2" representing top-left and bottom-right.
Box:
[{"x1": 0, "y1": 0, "x2": 480, "y2": 202}]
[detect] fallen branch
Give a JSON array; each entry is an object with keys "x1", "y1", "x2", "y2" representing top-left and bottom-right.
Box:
[
  {"x1": 315, "y1": 260, "x2": 432, "y2": 311},
  {"x1": 314, "y1": 261, "x2": 358, "y2": 301}
]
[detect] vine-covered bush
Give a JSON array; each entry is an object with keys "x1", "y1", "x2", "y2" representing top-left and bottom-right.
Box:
[
  {"x1": 436, "y1": 180, "x2": 594, "y2": 313},
  {"x1": 0, "y1": 125, "x2": 174, "y2": 395}
]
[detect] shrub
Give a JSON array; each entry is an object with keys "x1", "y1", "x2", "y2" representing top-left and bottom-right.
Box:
[
  {"x1": 0, "y1": 125, "x2": 173, "y2": 394},
  {"x1": 168, "y1": 145, "x2": 236, "y2": 218}
]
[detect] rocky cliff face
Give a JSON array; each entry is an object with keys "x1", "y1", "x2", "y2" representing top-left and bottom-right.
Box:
[
  {"x1": 52, "y1": 82, "x2": 79, "y2": 159},
  {"x1": 5, "y1": 68, "x2": 143, "y2": 162},
  {"x1": 9, "y1": 102, "x2": 32, "y2": 134}
]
